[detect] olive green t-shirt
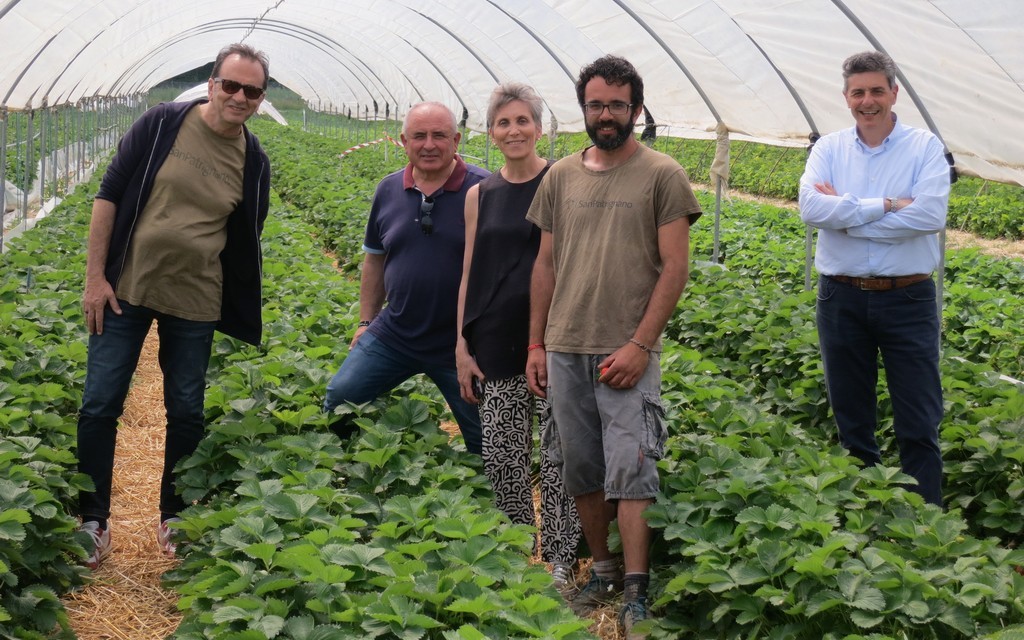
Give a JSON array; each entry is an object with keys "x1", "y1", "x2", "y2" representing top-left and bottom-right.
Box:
[
  {"x1": 117, "y1": 108, "x2": 245, "y2": 321},
  {"x1": 526, "y1": 144, "x2": 702, "y2": 353}
]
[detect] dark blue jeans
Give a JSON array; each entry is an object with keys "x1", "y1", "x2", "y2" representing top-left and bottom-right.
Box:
[
  {"x1": 77, "y1": 301, "x2": 216, "y2": 521},
  {"x1": 323, "y1": 331, "x2": 482, "y2": 454},
  {"x1": 816, "y1": 275, "x2": 943, "y2": 505}
]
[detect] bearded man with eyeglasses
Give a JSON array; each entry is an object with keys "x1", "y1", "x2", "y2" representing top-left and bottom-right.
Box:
[
  {"x1": 75, "y1": 43, "x2": 271, "y2": 568},
  {"x1": 323, "y1": 102, "x2": 489, "y2": 456},
  {"x1": 525, "y1": 55, "x2": 702, "y2": 637}
]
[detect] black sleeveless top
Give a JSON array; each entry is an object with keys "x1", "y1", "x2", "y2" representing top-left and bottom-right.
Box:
[{"x1": 461, "y1": 163, "x2": 551, "y2": 380}]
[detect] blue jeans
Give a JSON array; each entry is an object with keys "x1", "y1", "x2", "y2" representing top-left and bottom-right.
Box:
[
  {"x1": 323, "y1": 331, "x2": 482, "y2": 454},
  {"x1": 77, "y1": 301, "x2": 216, "y2": 521},
  {"x1": 816, "y1": 275, "x2": 943, "y2": 505}
]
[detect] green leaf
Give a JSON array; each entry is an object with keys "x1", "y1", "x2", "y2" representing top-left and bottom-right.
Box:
[
  {"x1": 446, "y1": 594, "x2": 502, "y2": 617},
  {"x1": 245, "y1": 542, "x2": 278, "y2": 566},
  {"x1": 251, "y1": 614, "x2": 286, "y2": 638},
  {"x1": 213, "y1": 605, "x2": 253, "y2": 623}
]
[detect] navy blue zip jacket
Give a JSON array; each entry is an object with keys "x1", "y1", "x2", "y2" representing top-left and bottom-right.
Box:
[{"x1": 96, "y1": 99, "x2": 271, "y2": 345}]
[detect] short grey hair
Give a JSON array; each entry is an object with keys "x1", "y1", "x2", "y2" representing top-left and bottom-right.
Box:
[
  {"x1": 842, "y1": 51, "x2": 898, "y2": 91},
  {"x1": 486, "y1": 82, "x2": 543, "y2": 130},
  {"x1": 403, "y1": 102, "x2": 458, "y2": 136}
]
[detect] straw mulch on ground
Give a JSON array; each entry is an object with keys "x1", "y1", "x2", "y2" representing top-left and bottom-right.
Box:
[{"x1": 63, "y1": 328, "x2": 181, "y2": 640}]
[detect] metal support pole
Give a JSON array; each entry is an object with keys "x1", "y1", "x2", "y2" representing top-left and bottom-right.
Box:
[
  {"x1": 13, "y1": 112, "x2": 22, "y2": 194},
  {"x1": 91, "y1": 98, "x2": 96, "y2": 165},
  {"x1": 937, "y1": 229, "x2": 946, "y2": 321},
  {"x1": 1, "y1": 107, "x2": 8, "y2": 253},
  {"x1": 712, "y1": 175, "x2": 722, "y2": 264},
  {"x1": 76, "y1": 104, "x2": 83, "y2": 184},
  {"x1": 49, "y1": 107, "x2": 57, "y2": 198},
  {"x1": 22, "y1": 111, "x2": 33, "y2": 224},
  {"x1": 39, "y1": 108, "x2": 48, "y2": 202},
  {"x1": 804, "y1": 227, "x2": 814, "y2": 291},
  {"x1": 63, "y1": 105, "x2": 71, "y2": 195}
]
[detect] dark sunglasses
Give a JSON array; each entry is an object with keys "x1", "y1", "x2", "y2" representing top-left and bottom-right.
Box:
[
  {"x1": 419, "y1": 195, "x2": 435, "y2": 235},
  {"x1": 214, "y1": 77, "x2": 265, "y2": 100}
]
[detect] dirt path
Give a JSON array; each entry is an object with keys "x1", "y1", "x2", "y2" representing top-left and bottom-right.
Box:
[{"x1": 63, "y1": 328, "x2": 181, "y2": 639}]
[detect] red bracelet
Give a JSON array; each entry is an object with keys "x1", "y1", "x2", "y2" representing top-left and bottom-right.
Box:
[{"x1": 526, "y1": 343, "x2": 545, "y2": 352}]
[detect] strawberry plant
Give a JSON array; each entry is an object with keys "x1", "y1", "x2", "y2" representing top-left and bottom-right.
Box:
[{"x1": 0, "y1": 115, "x2": 1020, "y2": 639}]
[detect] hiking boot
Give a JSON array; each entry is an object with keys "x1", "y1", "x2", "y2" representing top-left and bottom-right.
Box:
[
  {"x1": 568, "y1": 568, "x2": 622, "y2": 616},
  {"x1": 618, "y1": 597, "x2": 649, "y2": 639},
  {"x1": 79, "y1": 521, "x2": 111, "y2": 569},
  {"x1": 156, "y1": 517, "x2": 182, "y2": 557},
  {"x1": 550, "y1": 561, "x2": 577, "y2": 598}
]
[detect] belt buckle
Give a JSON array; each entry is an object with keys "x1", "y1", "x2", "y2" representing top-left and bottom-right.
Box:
[{"x1": 860, "y1": 278, "x2": 889, "y2": 291}]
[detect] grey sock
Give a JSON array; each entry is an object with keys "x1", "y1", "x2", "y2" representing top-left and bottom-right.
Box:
[{"x1": 623, "y1": 572, "x2": 649, "y2": 601}]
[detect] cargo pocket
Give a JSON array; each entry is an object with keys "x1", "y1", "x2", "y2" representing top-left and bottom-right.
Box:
[
  {"x1": 538, "y1": 399, "x2": 564, "y2": 466},
  {"x1": 640, "y1": 392, "x2": 668, "y2": 460}
]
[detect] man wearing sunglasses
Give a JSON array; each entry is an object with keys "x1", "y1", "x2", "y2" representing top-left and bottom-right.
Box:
[
  {"x1": 323, "y1": 102, "x2": 488, "y2": 456},
  {"x1": 76, "y1": 43, "x2": 271, "y2": 568}
]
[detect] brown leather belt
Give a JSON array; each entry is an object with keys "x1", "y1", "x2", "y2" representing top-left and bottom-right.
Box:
[{"x1": 828, "y1": 274, "x2": 931, "y2": 291}]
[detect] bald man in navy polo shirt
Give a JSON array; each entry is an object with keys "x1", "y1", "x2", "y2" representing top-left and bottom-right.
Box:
[{"x1": 323, "y1": 102, "x2": 488, "y2": 454}]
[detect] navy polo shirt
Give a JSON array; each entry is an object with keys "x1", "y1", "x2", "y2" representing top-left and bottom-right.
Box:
[{"x1": 363, "y1": 156, "x2": 490, "y2": 366}]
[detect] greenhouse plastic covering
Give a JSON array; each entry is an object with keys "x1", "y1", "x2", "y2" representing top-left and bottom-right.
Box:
[{"x1": 1, "y1": 0, "x2": 1021, "y2": 185}]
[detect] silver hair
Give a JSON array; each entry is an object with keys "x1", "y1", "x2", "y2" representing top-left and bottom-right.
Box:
[{"x1": 486, "y1": 82, "x2": 543, "y2": 130}]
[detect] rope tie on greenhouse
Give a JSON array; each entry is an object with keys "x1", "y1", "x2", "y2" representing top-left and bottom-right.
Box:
[{"x1": 338, "y1": 134, "x2": 404, "y2": 158}]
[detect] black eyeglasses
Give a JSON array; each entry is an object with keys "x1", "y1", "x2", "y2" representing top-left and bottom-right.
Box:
[
  {"x1": 418, "y1": 195, "x2": 434, "y2": 235},
  {"x1": 582, "y1": 101, "x2": 633, "y2": 116},
  {"x1": 214, "y1": 77, "x2": 265, "y2": 100}
]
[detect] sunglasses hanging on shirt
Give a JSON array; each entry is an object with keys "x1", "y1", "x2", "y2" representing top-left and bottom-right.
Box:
[{"x1": 418, "y1": 194, "x2": 434, "y2": 235}]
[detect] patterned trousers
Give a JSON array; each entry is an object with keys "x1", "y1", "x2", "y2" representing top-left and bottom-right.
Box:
[{"x1": 479, "y1": 375, "x2": 583, "y2": 564}]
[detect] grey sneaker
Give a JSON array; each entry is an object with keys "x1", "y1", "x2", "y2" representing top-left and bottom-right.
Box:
[
  {"x1": 619, "y1": 597, "x2": 649, "y2": 639},
  {"x1": 550, "y1": 562, "x2": 576, "y2": 597},
  {"x1": 79, "y1": 521, "x2": 111, "y2": 569},
  {"x1": 568, "y1": 568, "x2": 622, "y2": 616}
]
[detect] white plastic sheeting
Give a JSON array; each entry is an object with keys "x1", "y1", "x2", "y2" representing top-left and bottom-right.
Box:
[{"x1": 1, "y1": 0, "x2": 1021, "y2": 184}]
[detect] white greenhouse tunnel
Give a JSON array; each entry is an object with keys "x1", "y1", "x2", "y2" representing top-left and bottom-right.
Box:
[{"x1": 1, "y1": 0, "x2": 1022, "y2": 186}]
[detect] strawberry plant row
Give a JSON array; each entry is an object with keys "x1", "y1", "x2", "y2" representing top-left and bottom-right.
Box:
[
  {"x1": 164, "y1": 201, "x2": 594, "y2": 639},
  {"x1": 254, "y1": 120, "x2": 1024, "y2": 638},
  {"x1": 461, "y1": 127, "x2": 1024, "y2": 240},
  {"x1": 0, "y1": 116, "x2": 1020, "y2": 639},
  {"x1": 0, "y1": 185, "x2": 111, "y2": 639},
  {"x1": 1, "y1": 181, "x2": 595, "y2": 637}
]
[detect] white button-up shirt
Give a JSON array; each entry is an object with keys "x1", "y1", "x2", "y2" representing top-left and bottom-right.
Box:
[{"x1": 799, "y1": 116, "x2": 950, "y2": 277}]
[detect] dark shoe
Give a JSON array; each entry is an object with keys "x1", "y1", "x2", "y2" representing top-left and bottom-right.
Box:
[
  {"x1": 568, "y1": 568, "x2": 622, "y2": 616},
  {"x1": 619, "y1": 597, "x2": 649, "y2": 639}
]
